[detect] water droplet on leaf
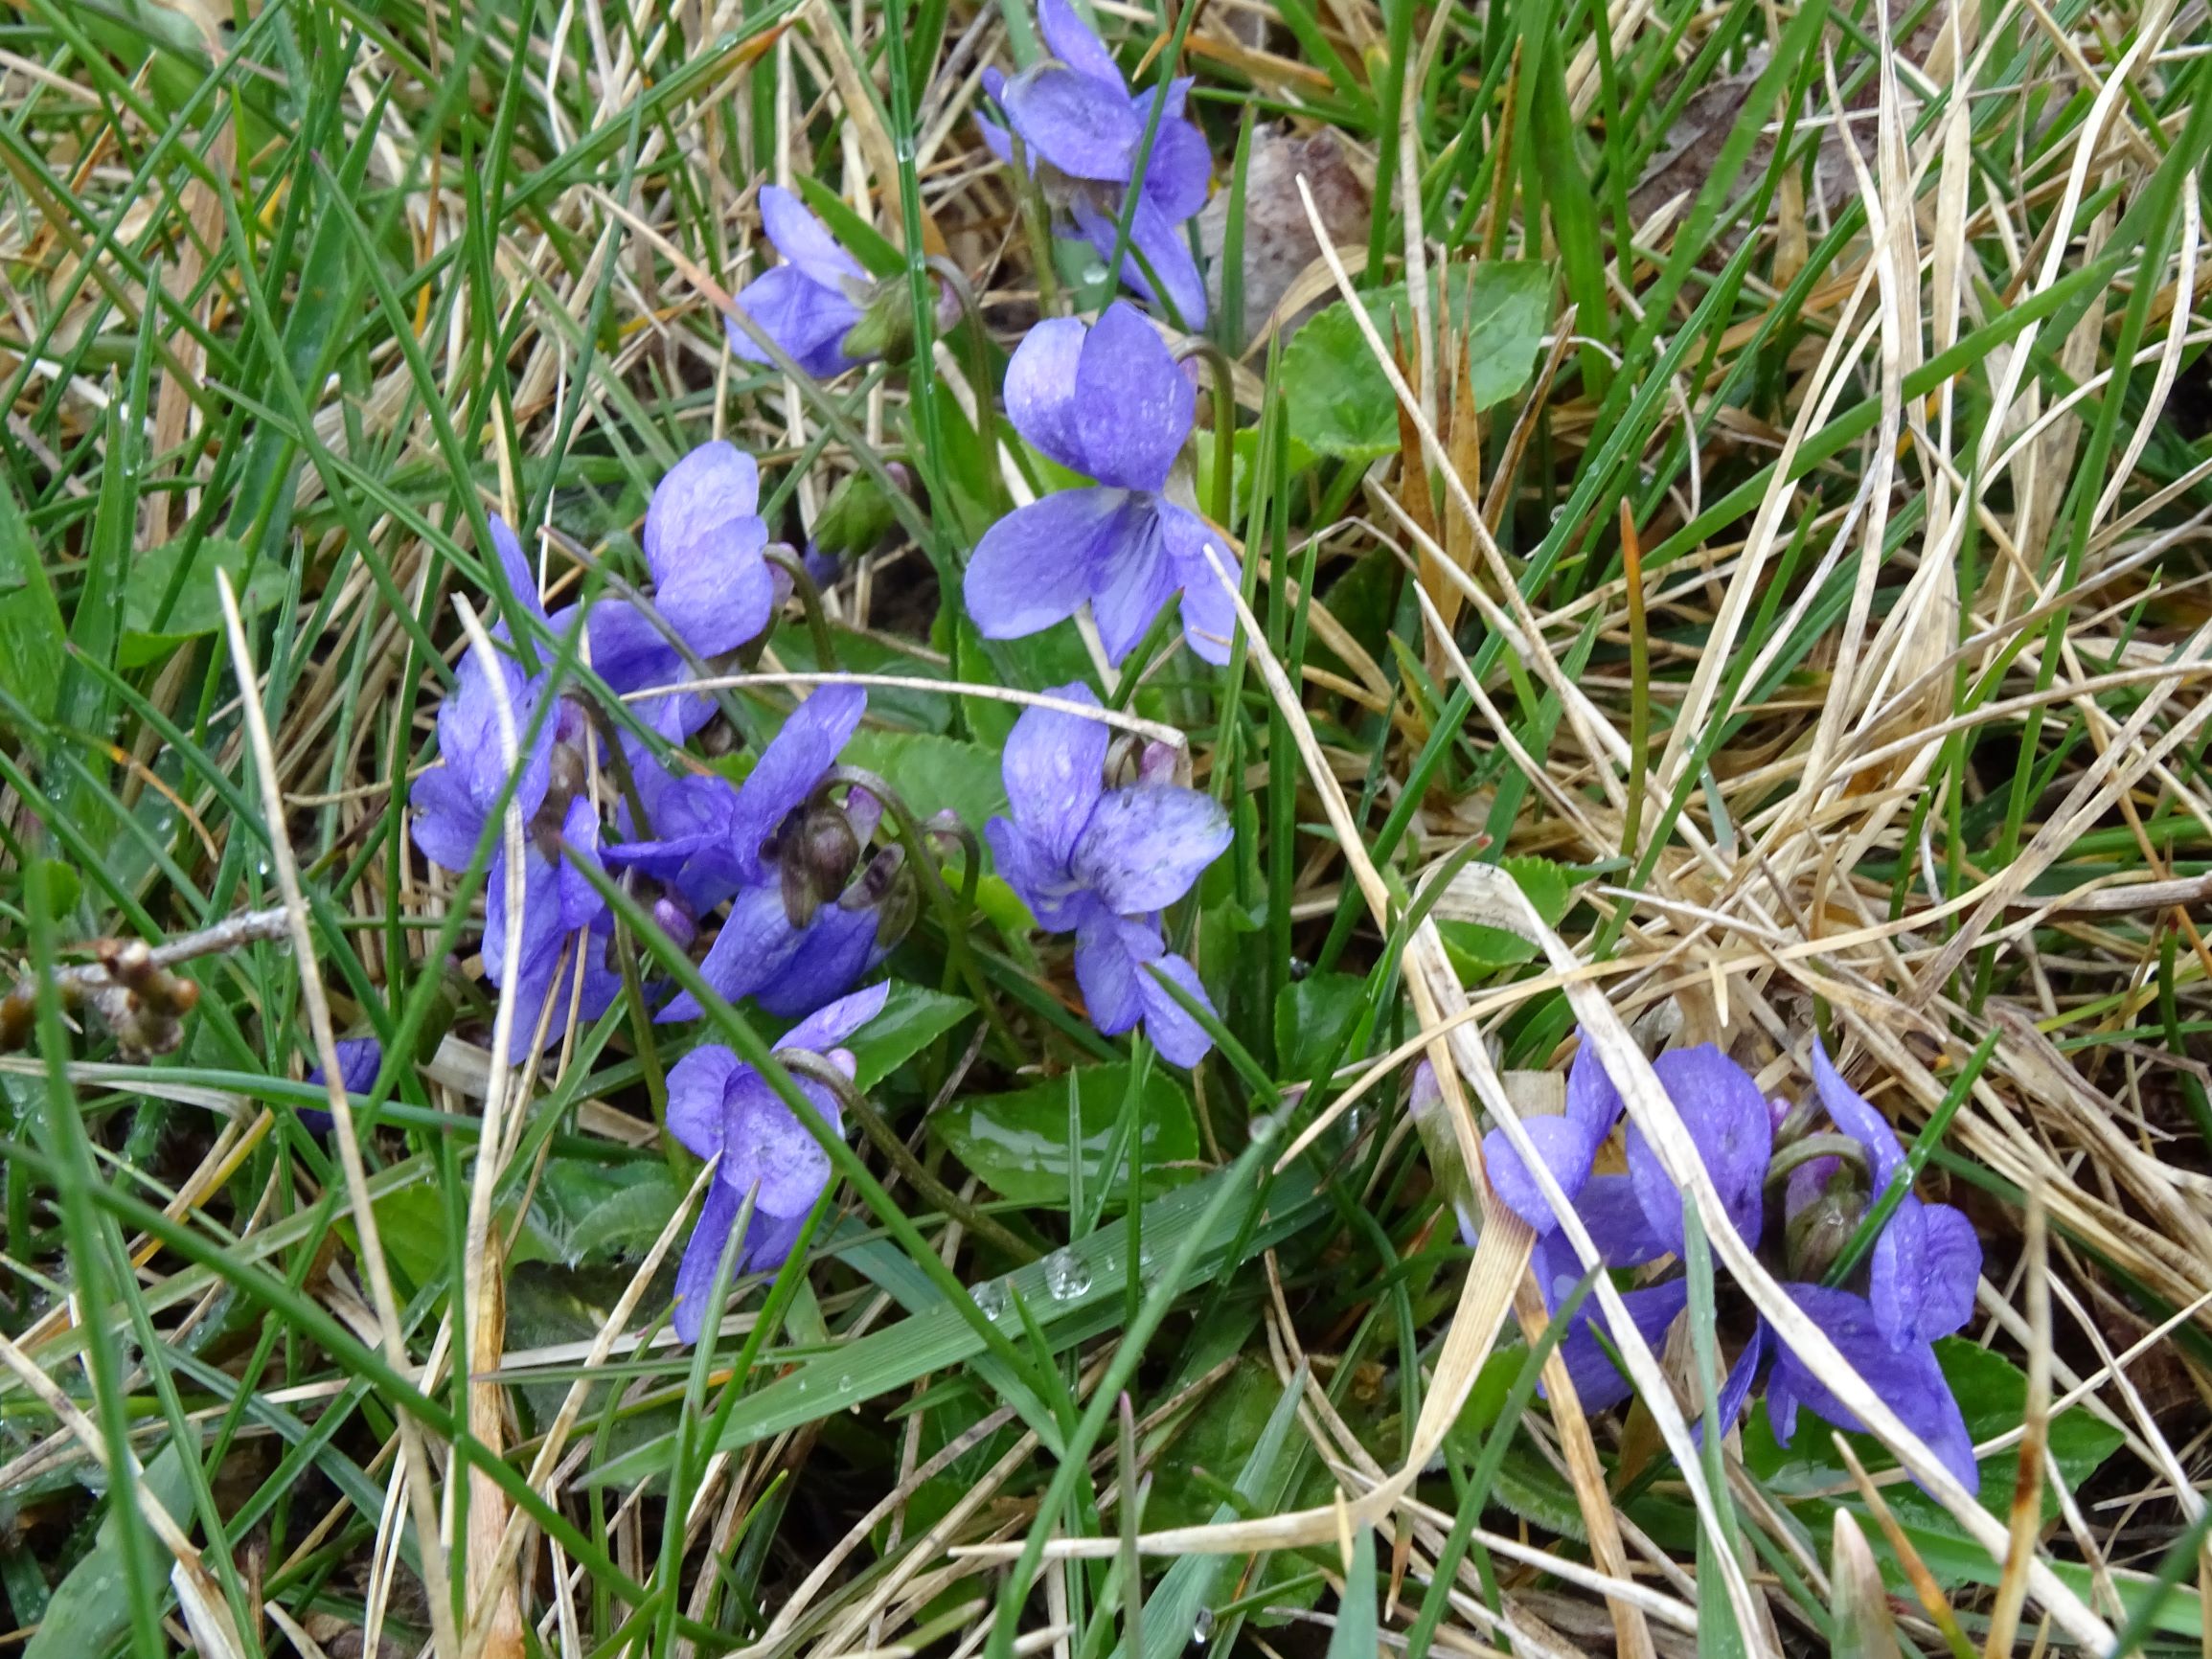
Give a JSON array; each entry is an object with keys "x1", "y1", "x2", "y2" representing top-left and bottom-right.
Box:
[
  {"x1": 1192, "y1": 1606, "x2": 1216, "y2": 1645},
  {"x1": 970, "y1": 1278, "x2": 1010, "y2": 1319},
  {"x1": 1043, "y1": 1248, "x2": 1092, "y2": 1301}
]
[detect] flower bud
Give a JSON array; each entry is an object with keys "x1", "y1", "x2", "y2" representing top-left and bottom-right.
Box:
[
  {"x1": 810, "y1": 464, "x2": 909, "y2": 563},
  {"x1": 838, "y1": 280, "x2": 955, "y2": 367},
  {"x1": 840, "y1": 843, "x2": 918, "y2": 950},
  {"x1": 1785, "y1": 1180, "x2": 1865, "y2": 1283},
  {"x1": 777, "y1": 803, "x2": 863, "y2": 928}
]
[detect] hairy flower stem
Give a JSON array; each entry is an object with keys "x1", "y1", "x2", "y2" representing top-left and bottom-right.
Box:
[
  {"x1": 1763, "y1": 1131, "x2": 1873, "y2": 1191},
  {"x1": 763, "y1": 546, "x2": 841, "y2": 671},
  {"x1": 927, "y1": 256, "x2": 997, "y2": 417},
  {"x1": 777, "y1": 1049, "x2": 1037, "y2": 1262},
  {"x1": 1173, "y1": 338, "x2": 1240, "y2": 532},
  {"x1": 0, "y1": 907, "x2": 291, "y2": 1057},
  {"x1": 1010, "y1": 137, "x2": 1063, "y2": 317}
]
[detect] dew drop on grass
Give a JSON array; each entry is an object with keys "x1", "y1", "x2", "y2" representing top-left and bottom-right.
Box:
[
  {"x1": 1248, "y1": 1111, "x2": 1282, "y2": 1146},
  {"x1": 1043, "y1": 1248, "x2": 1091, "y2": 1301},
  {"x1": 970, "y1": 1277, "x2": 1010, "y2": 1319},
  {"x1": 1191, "y1": 1606, "x2": 1215, "y2": 1645},
  {"x1": 1080, "y1": 261, "x2": 1109, "y2": 284}
]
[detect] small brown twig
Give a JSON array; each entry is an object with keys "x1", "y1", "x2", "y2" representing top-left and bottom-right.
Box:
[{"x1": 0, "y1": 906, "x2": 290, "y2": 1058}]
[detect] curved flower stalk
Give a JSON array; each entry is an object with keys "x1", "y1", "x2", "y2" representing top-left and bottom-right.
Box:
[
  {"x1": 980, "y1": 0, "x2": 1211, "y2": 325},
  {"x1": 988, "y1": 684, "x2": 1228, "y2": 1063},
  {"x1": 667, "y1": 982, "x2": 888, "y2": 1342},
  {"x1": 1457, "y1": 1038, "x2": 1984, "y2": 1492},
  {"x1": 966, "y1": 303, "x2": 1239, "y2": 666},
  {"x1": 610, "y1": 685, "x2": 913, "y2": 1022}
]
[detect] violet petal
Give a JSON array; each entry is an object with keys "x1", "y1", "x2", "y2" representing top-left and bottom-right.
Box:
[
  {"x1": 673, "y1": 1178, "x2": 743, "y2": 1344},
  {"x1": 1770, "y1": 1283, "x2": 1979, "y2": 1496},
  {"x1": 1003, "y1": 316, "x2": 1091, "y2": 474},
  {"x1": 759, "y1": 184, "x2": 866, "y2": 289},
  {"x1": 1068, "y1": 782, "x2": 1231, "y2": 915},
  {"x1": 1073, "y1": 909, "x2": 1147, "y2": 1035},
  {"x1": 725, "y1": 273, "x2": 863, "y2": 379},
  {"x1": 1073, "y1": 302, "x2": 1193, "y2": 490},
  {"x1": 780, "y1": 979, "x2": 891, "y2": 1055},
  {"x1": 999, "y1": 682, "x2": 1109, "y2": 868},
  {"x1": 1482, "y1": 1114, "x2": 1602, "y2": 1234},
  {"x1": 965, "y1": 487, "x2": 1131, "y2": 643},
  {"x1": 667, "y1": 1042, "x2": 742, "y2": 1160},
  {"x1": 1038, "y1": 0, "x2": 1126, "y2": 90},
  {"x1": 997, "y1": 64, "x2": 1140, "y2": 182},
  {"x1": 1137, "y1": 950, "x2": 1215, "y2": 1065},
  {"x1": 718, "y1": 1072, "x2": 835, "y2": 1216}
]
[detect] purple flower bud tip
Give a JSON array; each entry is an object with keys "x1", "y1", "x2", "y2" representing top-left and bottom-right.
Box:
[
  {"x1": 652, "y1": 895, "x2": 697, "y2": 951},
  {"x1": 966, "y1": 305, "x2": 1240, "y2": 668},
  {"x1": 987, "y1": 685, "x2": 1228, "y2": 1064}
]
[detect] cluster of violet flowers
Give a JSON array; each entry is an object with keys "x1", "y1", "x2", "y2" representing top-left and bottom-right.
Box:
[
  {"x1": 729, "y1": 0, "x2": 1239, "y2": 667},
  {"x1": 1440, "y1": 1038, "x2": 1984, "y2": 1490},
  {"x1": 348, "y1": 0, "x2": 1247, "y2": 1342}
]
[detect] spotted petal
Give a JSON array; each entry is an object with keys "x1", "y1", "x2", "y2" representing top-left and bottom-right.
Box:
[
  {"x1": 1069, "y1": 782, "x2": 1230, "y2": 915},
  {"x1": 1074, "y1": 302, "x2": 1193, "y2": 490},
  {"x1": 999, "y1": 681, "x2": 1108, "y2": 868}
]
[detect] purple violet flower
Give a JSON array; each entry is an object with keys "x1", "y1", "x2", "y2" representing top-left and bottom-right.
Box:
[
  {"x1": 309, "y1": 1038, "x2": 385, "y2": 1097},
  {"x1": 302, "y1": 1037, "x2": 385, "y2": 1132},
  {"x1": 484, "y1": 797, "x2": 623, "y2": 1060},
  {"x1": 980, "y1": 0, "x2": 1211, "y2": 325},
  {"x1": 986, "y1": 684, "x2": 1228, "y2": 1064},
  {"x1": 1470, "y1": 1037, "x2": 1981, "y2": 1492},
  {"x1": 1810, "y1": 1040, "x2": 1984, "y2": 1351},
  {"x1": 409, "y1": 517, "x2": 558, "y2": 875},
  {"x1": 582, "y1": 442, "x2": 777, "y2": 747},
  {"x1": 667, "y1": 981, "x2": 889, "y2": 1342},
  {"x1": 410, "y1": 522, "x2": 621, "y2": 1061},
  {"x1": 966, "y1": 303, "x2": 1239, "y2": 666},
  {"x1": 726, "y1": 187, "x2": 871, "y2": 379},
  {"x1": 612, "y1": 686, "x2": 905, "y2": 1022}
]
